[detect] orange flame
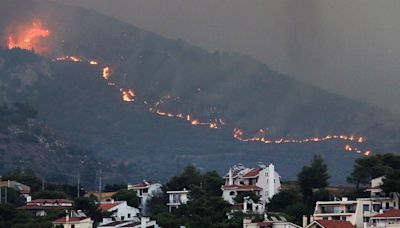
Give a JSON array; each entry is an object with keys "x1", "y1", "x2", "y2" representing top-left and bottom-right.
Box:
[
  {"x1": 7, "y1": 20, "x2": 50, "y2": 54},
  {"x1": 121, "y1": 89, "x2": 136, "y2": 102},
  {"x1": 103, "y1": 67, "x2": 111, "y2": 80}
]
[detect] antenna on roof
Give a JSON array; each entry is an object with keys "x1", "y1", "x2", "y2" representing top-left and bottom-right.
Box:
[{"x1": 257, "y1": 162, "x2": 266, "y2": 169}]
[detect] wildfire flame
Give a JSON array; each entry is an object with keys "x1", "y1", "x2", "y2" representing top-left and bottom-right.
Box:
[
  {"x1": 7, "y1": 20, "x2": 50, "y2": 54},
  {"x1": 50, "y1": 47, "x2": 374, "y2": 156},
  {"x1": 121, "y1": 89, "x2": 136, "y2": 102},
  {"x1": 103, "y1": 67, "x2": 111, "y2": 80}
]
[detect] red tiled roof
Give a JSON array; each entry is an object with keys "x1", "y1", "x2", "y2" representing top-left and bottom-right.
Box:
[
  {"x1": 29, "y1": 199, "x2": 73, "y2": 204},
  {"x1": 53, "y1": 217, "x2": 89, "y2": 223},
  {"x1": 99, "y1": 203, "x2": 121, "y2": 212},
  {"x1": 372, "y1": 209, "x2": 400, "y2": 218},
  {"x1": 18, "y1": 205, "x2": 73, "y2": 210},
  {"x1": 257, "y1": 221, "x2": 273, "y2": 227},
  {"x1": 0, "y1": 181, "x2": 31, "y2": 194},
  {"x1": 130, "y1": 181, "x2": 153, "y2": 188},
  {"x1": 314, "y1": 220, "x2": 355, "y2": 228},
  {"x1": 223, "y1": 185, "x2": 262, "y2": 191},
  {"x1": 243, "y1": 168, "x2": 263, "y2": 178}
]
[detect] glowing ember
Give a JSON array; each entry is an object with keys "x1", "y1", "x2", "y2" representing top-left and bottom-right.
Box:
[
  {"x1": 56, "y1": 55, "x2": 83, "y2": 62},
  {"x1": 7, "y1": 20, "x2": 50, "y2": 54},
  {"x1": 49, "y1": 50, "x2": 373, "y2": 157},
  {"x1": 121, "y1": 89, "x2": 136, "y2": 102},
  {"x1": 103, "y1": 67, "x2": 111, "y2": 79}
]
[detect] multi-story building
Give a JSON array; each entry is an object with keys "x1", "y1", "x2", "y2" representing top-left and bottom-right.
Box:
[
  {"x1": 166, "y1": 189, "x2": 190, "y2": 212},
  {"x1": 221, "y1": 163, "x2": 281, "y2": 206},
  {"x1": 306, "y1": 176, "x2": 399, "y2": 228},
  {"x1": 127, "y1": 180, "x2": 162, "y2": 208},
  {"x1": 99, "y1": 200, "x2": 140, "y2": 222},
  {"x1": 18, "y1": 199, "x2": 74, "y2": 216}
]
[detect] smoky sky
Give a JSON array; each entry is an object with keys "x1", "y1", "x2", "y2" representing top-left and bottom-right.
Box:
[{"x1": 55, "y1": 0, "x2": 400, "y2": 113}]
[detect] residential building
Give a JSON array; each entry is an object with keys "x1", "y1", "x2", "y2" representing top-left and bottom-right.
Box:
[
  {"x1": 305, "y1": 220, "x2": 355, "y2": 228},
  {"x1": 166, "y1": 189, "x2": 190, "y2": 212},
  {"x1": 368, "y1": 209, "x2": 400, "y2": 228},
  {"x1": 98, "y1": 217, "x2": 159, "y2": 228},
  {"x1": 243, "y1": 218, "x2": 301, "y2": 228},
  {"x1": 84, "y1": 191, "x2": 116, "y2": 202},
  {"x1": 0, "y1": 180, "x2": 31, "y2": 202},
  {"x1": 52, "y1": 210, "x2": 93, "y2": 228},
  {"x1": 127, "y1": 180, "x2": 162, "y2": 208},
  {"x1": 18, "y1": 199, "x2": 73, "y2": 216},
  {"x1": 99, "y1": 200, "x2": 139, "y2": 223},
  {"x1": 306, "y1": 176, "x2": 399, "y2": 228},
  {"x1": 222, "y1": 163, "x2": 281, "y2": 206}
]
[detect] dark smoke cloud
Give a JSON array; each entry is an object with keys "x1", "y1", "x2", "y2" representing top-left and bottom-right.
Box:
[{"x1": 48, "y1": 0, "x2": 400, "y2": 113}]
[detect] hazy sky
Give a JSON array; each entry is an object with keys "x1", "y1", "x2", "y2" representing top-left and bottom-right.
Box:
[{"x1": 57, "y1": 0, "x2": 400, "y2": 113}]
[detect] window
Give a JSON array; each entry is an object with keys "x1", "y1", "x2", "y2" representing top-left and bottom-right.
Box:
[
  {"x1": 386, "y1": 202, "x2": 390, "y2": 209},
  {"x1": 229, "y1": 191, "x2": 235, "y2": 196},
  {"x1": 71, "y1": 225, "x2": 75, "y2": 228},
  {"x1": 121, "y1": 216, "x2": 125, "y2": 221},
  {"x1": 128, "y1": 213, "x2": 131, "y2": 218},
  {"x1": 363, "y1": 217, "x2": 370, "y2": 222},
  {"x1": 363, "y1": 204, "x2": 370, "y2": 212}
]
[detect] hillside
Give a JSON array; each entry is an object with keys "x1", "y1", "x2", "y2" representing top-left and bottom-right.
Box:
[
  {"x1": 0, "y1": 0, "x2": 399, "y2": 184},
  {"x1": 0, "y1": 101, "x2": 100, "y2": 187}
]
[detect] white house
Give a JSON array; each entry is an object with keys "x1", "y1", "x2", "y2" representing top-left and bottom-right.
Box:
[
  {"x1": 221, "y1": 163, "x2": 281, "y2": 206},
  {"x1": 98, "y1": 217, "x2": 159, "y2": 228},
  {"x1": 243, "y1": 218, "x2": 301, "y2": 228},
  {"x1": 127, "y1": 180, "x2": 162, "y2": 209},
  {"x1": 305, "y1": 176, "x2": 399, "y2": 228},
  {"x1": 166, "y1": 189, "x2": 190, "y2": 212},
  {"x1": 99, "y1": 200, "x2": 139, "y2": 223},
  {"x1": 0, "y1": 180, "x2": 31, "y2": 202},
  {"x1": 368, "y1": 209, "x2": 400, "y2": 228},
  {"x1": 18, "y1": 199, "x2": 74, "y2": 216},
  {"x1": 305, "y1": 220, "x2": 355, "y2": 228},
  {"x1": 52, "y1": 210, "x2": 93, "y2": 228}
]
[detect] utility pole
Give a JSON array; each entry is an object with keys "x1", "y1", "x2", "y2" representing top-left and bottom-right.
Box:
[
  {"x1": 0, "y1": 187, "x2": 2, "y2": 204},
  {"x1": 98, "y1": 168, "x2": 102, "y2": 202},
  {"x1": 77, "y1": 170, "x2": 80, "y2": 198},
  {"x1": 4, "y1": 187, "x2": 7, "y2": 204},
  {"x1": 42, "y1": 178, "x2": 45, "y2": 191}
]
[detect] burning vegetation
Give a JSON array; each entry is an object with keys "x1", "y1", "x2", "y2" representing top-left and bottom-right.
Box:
[
  {"x1": 3, "y1": 19, "x2": 373, "y2": 156},
  {"x1": 6, "y1": 20, "x2": 50, "y2": 54}
]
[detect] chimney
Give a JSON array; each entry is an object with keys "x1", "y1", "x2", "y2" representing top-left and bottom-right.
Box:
[
  {"x1": 228, "y1": 168, "x2": 233, "y2": 185},
  {"x1": 141, "y1": 217, "x2": 149, "y2": 228},
  {"x1": 302, "y1": 215, "x2": 308, "y2": 228},
  {"x1": 268, "y1": 164, "x2": 275, "y2": 198}
]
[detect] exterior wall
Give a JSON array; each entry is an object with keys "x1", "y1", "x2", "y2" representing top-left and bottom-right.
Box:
[
  {"x1": 109, "y1": 202, "x2": 140, "y2": 221},
  {"x1": 54, "y1": 220, "x2": 93, "y2": 228},
  {"x1": 222, "y1": 164, "x2": 281, "y2": 205},
  {"x1": 167, "y1": 191, "x2": 189, "y2": 211},
  {"x1": 312, "y1": 197, "x2": 399, "y2": 228}
]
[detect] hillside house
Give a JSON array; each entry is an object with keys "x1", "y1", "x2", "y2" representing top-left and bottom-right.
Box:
[
  {"x1": 221, "y1": 163, "x2": 281, "y2": 207},
  {"x1": 0, "y1": 180, "x2": 31, "y2": 202},
  {"x1": 52, "y1": 210, "x2": 93, "y2": 228},
  {"x1": 305, "y1": 176, "x2": 399, "y2": 228},
  {"x1": 127, "y1": 180, "x2": 162, "y2": 208},
  {"x1": 166, "y1": 189, "x2": 190, "y2": 212},
  {"x1": 99, "y1": 200, "x2": 139, "y2": 223},
  {"x1": 18, "y1": 199, "x2": 73, "y2": 216}
]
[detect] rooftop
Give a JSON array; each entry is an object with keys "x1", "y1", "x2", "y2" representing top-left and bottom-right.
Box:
[
  {"x1": 53, "y1": 217, "x2": 89, "y2": 223},
  {"x1": 372, "y1": 209, "x2": 400, "y2": 219},
  {"x1": 312, "y1": 220, "x2": 355, "y2": 228}
]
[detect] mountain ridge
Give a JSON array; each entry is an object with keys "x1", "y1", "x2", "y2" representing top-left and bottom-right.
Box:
[{"x1": 0, "y1": 0, "x2": 399, "y2": 184}]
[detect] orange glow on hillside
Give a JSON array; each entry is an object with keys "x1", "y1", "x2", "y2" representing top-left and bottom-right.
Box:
[{"x1": 7, "y1": 20, "x2": 50, "y2": 54}]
